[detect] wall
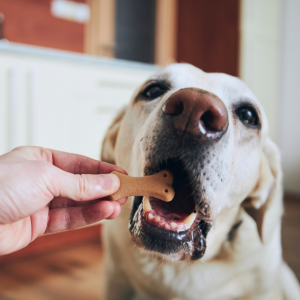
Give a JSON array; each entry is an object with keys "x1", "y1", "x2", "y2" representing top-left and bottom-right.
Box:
[
  {"x1": 0, "y1": 0, "x2": 85, "y2": 53},
  {"x1": 239, "y1": 0, "x2": 282, "y2": 143},
  {"x1": 279, "y1": 0, "x2": 300, "y2": 194},
  {"x1": 240, "y1": 0, "x2": 300, "y2": 195}
]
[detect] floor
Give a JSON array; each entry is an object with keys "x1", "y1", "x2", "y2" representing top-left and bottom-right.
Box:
[
  {"x1": 0, "y1": 242, "x2": 105, "y2": 300},
  {"x1": 282, "y1": 195, "x2": 300, "y2": 280},
  {"x1": 0, "y1": 196, "x2": 299, "y2": 300}
]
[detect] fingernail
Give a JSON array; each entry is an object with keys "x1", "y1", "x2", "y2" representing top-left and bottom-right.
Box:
[{"x1": 98, "y1": 174, "x2": 119, "y2": 191}]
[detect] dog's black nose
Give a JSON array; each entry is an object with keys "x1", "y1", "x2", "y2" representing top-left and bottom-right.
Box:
[{"x1": 162, "y1": 88, "x2": 228, "y2": 140}]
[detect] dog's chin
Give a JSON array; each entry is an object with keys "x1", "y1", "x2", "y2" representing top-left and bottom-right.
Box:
[
  {"x1": 128, "y1": 158, "x2": 212, "y2": 261},
  {"x1": 129, "y1": 199, "x2": 211, "y2": 261}
]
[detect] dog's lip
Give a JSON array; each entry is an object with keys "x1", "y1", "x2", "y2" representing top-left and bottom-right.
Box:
[
  {"x1": 140, "y1": 219, "x2": 192, "y2": 242},
  {"x1": 129, "y1": 196, "x2": 210, "y2": 260}
]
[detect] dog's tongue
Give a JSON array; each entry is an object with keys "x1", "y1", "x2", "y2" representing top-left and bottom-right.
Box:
[{"x1": 149, "y1": 197, "x2": 190, "y2": 220}]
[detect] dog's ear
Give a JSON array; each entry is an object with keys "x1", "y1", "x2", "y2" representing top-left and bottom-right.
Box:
[
  {"x1": 242, "y1": 137, "x2": 283, "y2": 243},
  {"x1": 101, "y1": 107, "x2": 126, "y2": 164}
]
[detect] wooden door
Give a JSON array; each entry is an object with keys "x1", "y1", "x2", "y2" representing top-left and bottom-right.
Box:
[{"x1": 176, "y1": 0, "x2": 240, "y2": 77}]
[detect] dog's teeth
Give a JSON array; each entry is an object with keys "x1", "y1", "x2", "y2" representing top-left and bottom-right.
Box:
[
  {"x1": 143, "y1": 196, "x2": 152, "y2": 212},
  {"x1": 148, "y1": 213, "x2": 154, "y2": 220},
  {"x1": 170, "y1": 222, "x2": 177, "y2": 229},
  {"x1": 154, "y1": 216, "x2": 160, "y2": 222},
  {"x1": 183, "y1": 213, "x2": 197, "y2": 227},
  {"x1": 165, "y1": 224, "x2": 170, "y2": 230},
  {"x1": 178, "y1": 224, "x2": 184, "y2": 230}
]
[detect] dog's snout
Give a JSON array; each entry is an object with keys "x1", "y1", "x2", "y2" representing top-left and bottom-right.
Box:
[{"x1": 162, "y1": 88, "x2": 228, "y2": 139}]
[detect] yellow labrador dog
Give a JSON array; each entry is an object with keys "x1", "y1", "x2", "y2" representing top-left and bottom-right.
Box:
[{"x1": 101, "y1": 64, "x2": 300, "y2": 300}]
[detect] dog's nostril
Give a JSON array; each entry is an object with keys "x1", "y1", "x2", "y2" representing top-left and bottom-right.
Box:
[
  {"x1": 162, "y1": 100, "x2": 184, "y2": 115},
  {"x1": 165, "y1": 189, "x2": 168, "y2": 193},
  {"x1": 201, "y1": 111, "x2": 216, "y2": 131},
  {"x1": 201, "y1": 110, "x2": 226, "y2": 132},
  {"x1": 163, "y1": 173, "x2": 167, "y2": 178}
]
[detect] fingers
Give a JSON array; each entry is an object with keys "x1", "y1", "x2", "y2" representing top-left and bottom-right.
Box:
[
  {"x1": 49, "y1": 196, "x2": 128, "y2": 209},
  {"x1": 7, "y1": 146, "x2": 128, "y2": 202},
  {"x1": 7, "y1": 147, "x2": 127, "y2": 176},
  {"x1": 106, "y1": 202, "x2": 122, "y2": 219},
  {"x1": 45, "y1": 201, "x2": 121, "y2": 233},
  {"x1": 115, "y1": 197, "x2": 127, "y2": 206},
  {"x1": 49, "y1": 197, "x2": 100, "y2": 209},
  {"x1": 47, "y1": 149, "x2": 127, "y2": 175},
  {"x1": 50, "y1": 170, "x2": 121, "y2": 201}
]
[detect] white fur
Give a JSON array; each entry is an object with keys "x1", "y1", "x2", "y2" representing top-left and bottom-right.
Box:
[{"x1": 101, "y1": 64, "x2": 300, "y2": 300}]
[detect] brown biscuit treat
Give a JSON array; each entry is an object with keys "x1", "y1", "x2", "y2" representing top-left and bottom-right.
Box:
[{"x1": 110, "y1": 170, "x2": 175, "y2": 202}]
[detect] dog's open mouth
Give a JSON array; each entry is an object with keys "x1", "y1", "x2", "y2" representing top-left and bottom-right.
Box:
[
  {"x1": 142, "y1": 158, "x2": 199, "y2": 232},
  {"x1": 129, "y1": 158, "x2": 212, "y2": 260},
  {"x1": 142, "y1": 196, "x2": 197, "y2": 232}
]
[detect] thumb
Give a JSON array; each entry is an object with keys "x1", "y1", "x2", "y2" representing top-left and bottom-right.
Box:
[{"x1": 52, "y1": 171, "x2": 120, "y2": 201}]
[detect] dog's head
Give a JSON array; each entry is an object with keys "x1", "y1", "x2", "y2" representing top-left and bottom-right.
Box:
[{"x1": 102, "y1": 64, "x2": 281, "y2": 261}]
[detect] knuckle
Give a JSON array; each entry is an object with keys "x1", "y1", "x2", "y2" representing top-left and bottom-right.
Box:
[
  {"x1": 75, "y1": 174, "x2": 89, "y2": 201},
  {"x1": 12, "y1": 145, "x2": 28, "y2": 152}
]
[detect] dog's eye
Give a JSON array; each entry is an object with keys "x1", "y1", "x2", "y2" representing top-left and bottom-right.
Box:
[
  {"x1": 142, "y1": 84, "x2": 168, "y2": 100},
  {"x1": 236, "y1": 107, "x2": 259, "y2": 127}
]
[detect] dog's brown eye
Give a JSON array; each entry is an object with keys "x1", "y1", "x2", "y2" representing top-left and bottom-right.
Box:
[
  {"x1": 236, "y1": 107, "x2": 259, "y2": 127},
  {"x1": 142, "y1": 84, "x2": 168, "y2": 100}
]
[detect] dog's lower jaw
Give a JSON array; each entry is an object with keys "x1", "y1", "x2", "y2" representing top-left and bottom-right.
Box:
[
  {"x1": 191, "y1": 226, "x2": 207, "y2": 260},
  {"x1": 129, "y1": 197, "x2": 211, "y2": 261}
]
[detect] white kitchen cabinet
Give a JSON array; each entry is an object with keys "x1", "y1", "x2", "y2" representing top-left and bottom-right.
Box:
[{"x1": 0, "y1": 41, "x2": 157, "y2": 159}]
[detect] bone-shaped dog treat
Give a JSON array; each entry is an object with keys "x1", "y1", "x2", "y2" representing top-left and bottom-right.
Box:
[{"x1": 110, "y1": 170, "x2": 175, "y2": 202}]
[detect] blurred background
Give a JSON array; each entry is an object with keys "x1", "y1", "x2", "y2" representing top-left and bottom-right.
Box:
[{"x1": 0, "y1": 0, "x2": 299, "y2": 299}]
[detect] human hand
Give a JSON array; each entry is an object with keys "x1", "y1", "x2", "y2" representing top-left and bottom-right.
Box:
[{"x1": 0, "y1": 146, "x2": 127, "y2": 255}]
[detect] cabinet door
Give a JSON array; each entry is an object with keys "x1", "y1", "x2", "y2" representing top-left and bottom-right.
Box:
[
  {"x1": 24, "y1": 59, "x2": 75, "y2": 153},
  {"x1": 68, "y1": 64, "x2": 152, "y2": 159},
  {"x1": 0, "y1": 55, "x2": 30, "y2": 155},
  {"x1": 0, "y1": 51, "x2": 155, "y2": 159},
  {"x1": 31, "y1": 61, "x2": 153, "y2": 159}
]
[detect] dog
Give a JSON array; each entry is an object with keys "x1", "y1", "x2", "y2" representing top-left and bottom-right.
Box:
[{"x1": 101, "y1": 64, "x2": 300, "y2": 300}]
